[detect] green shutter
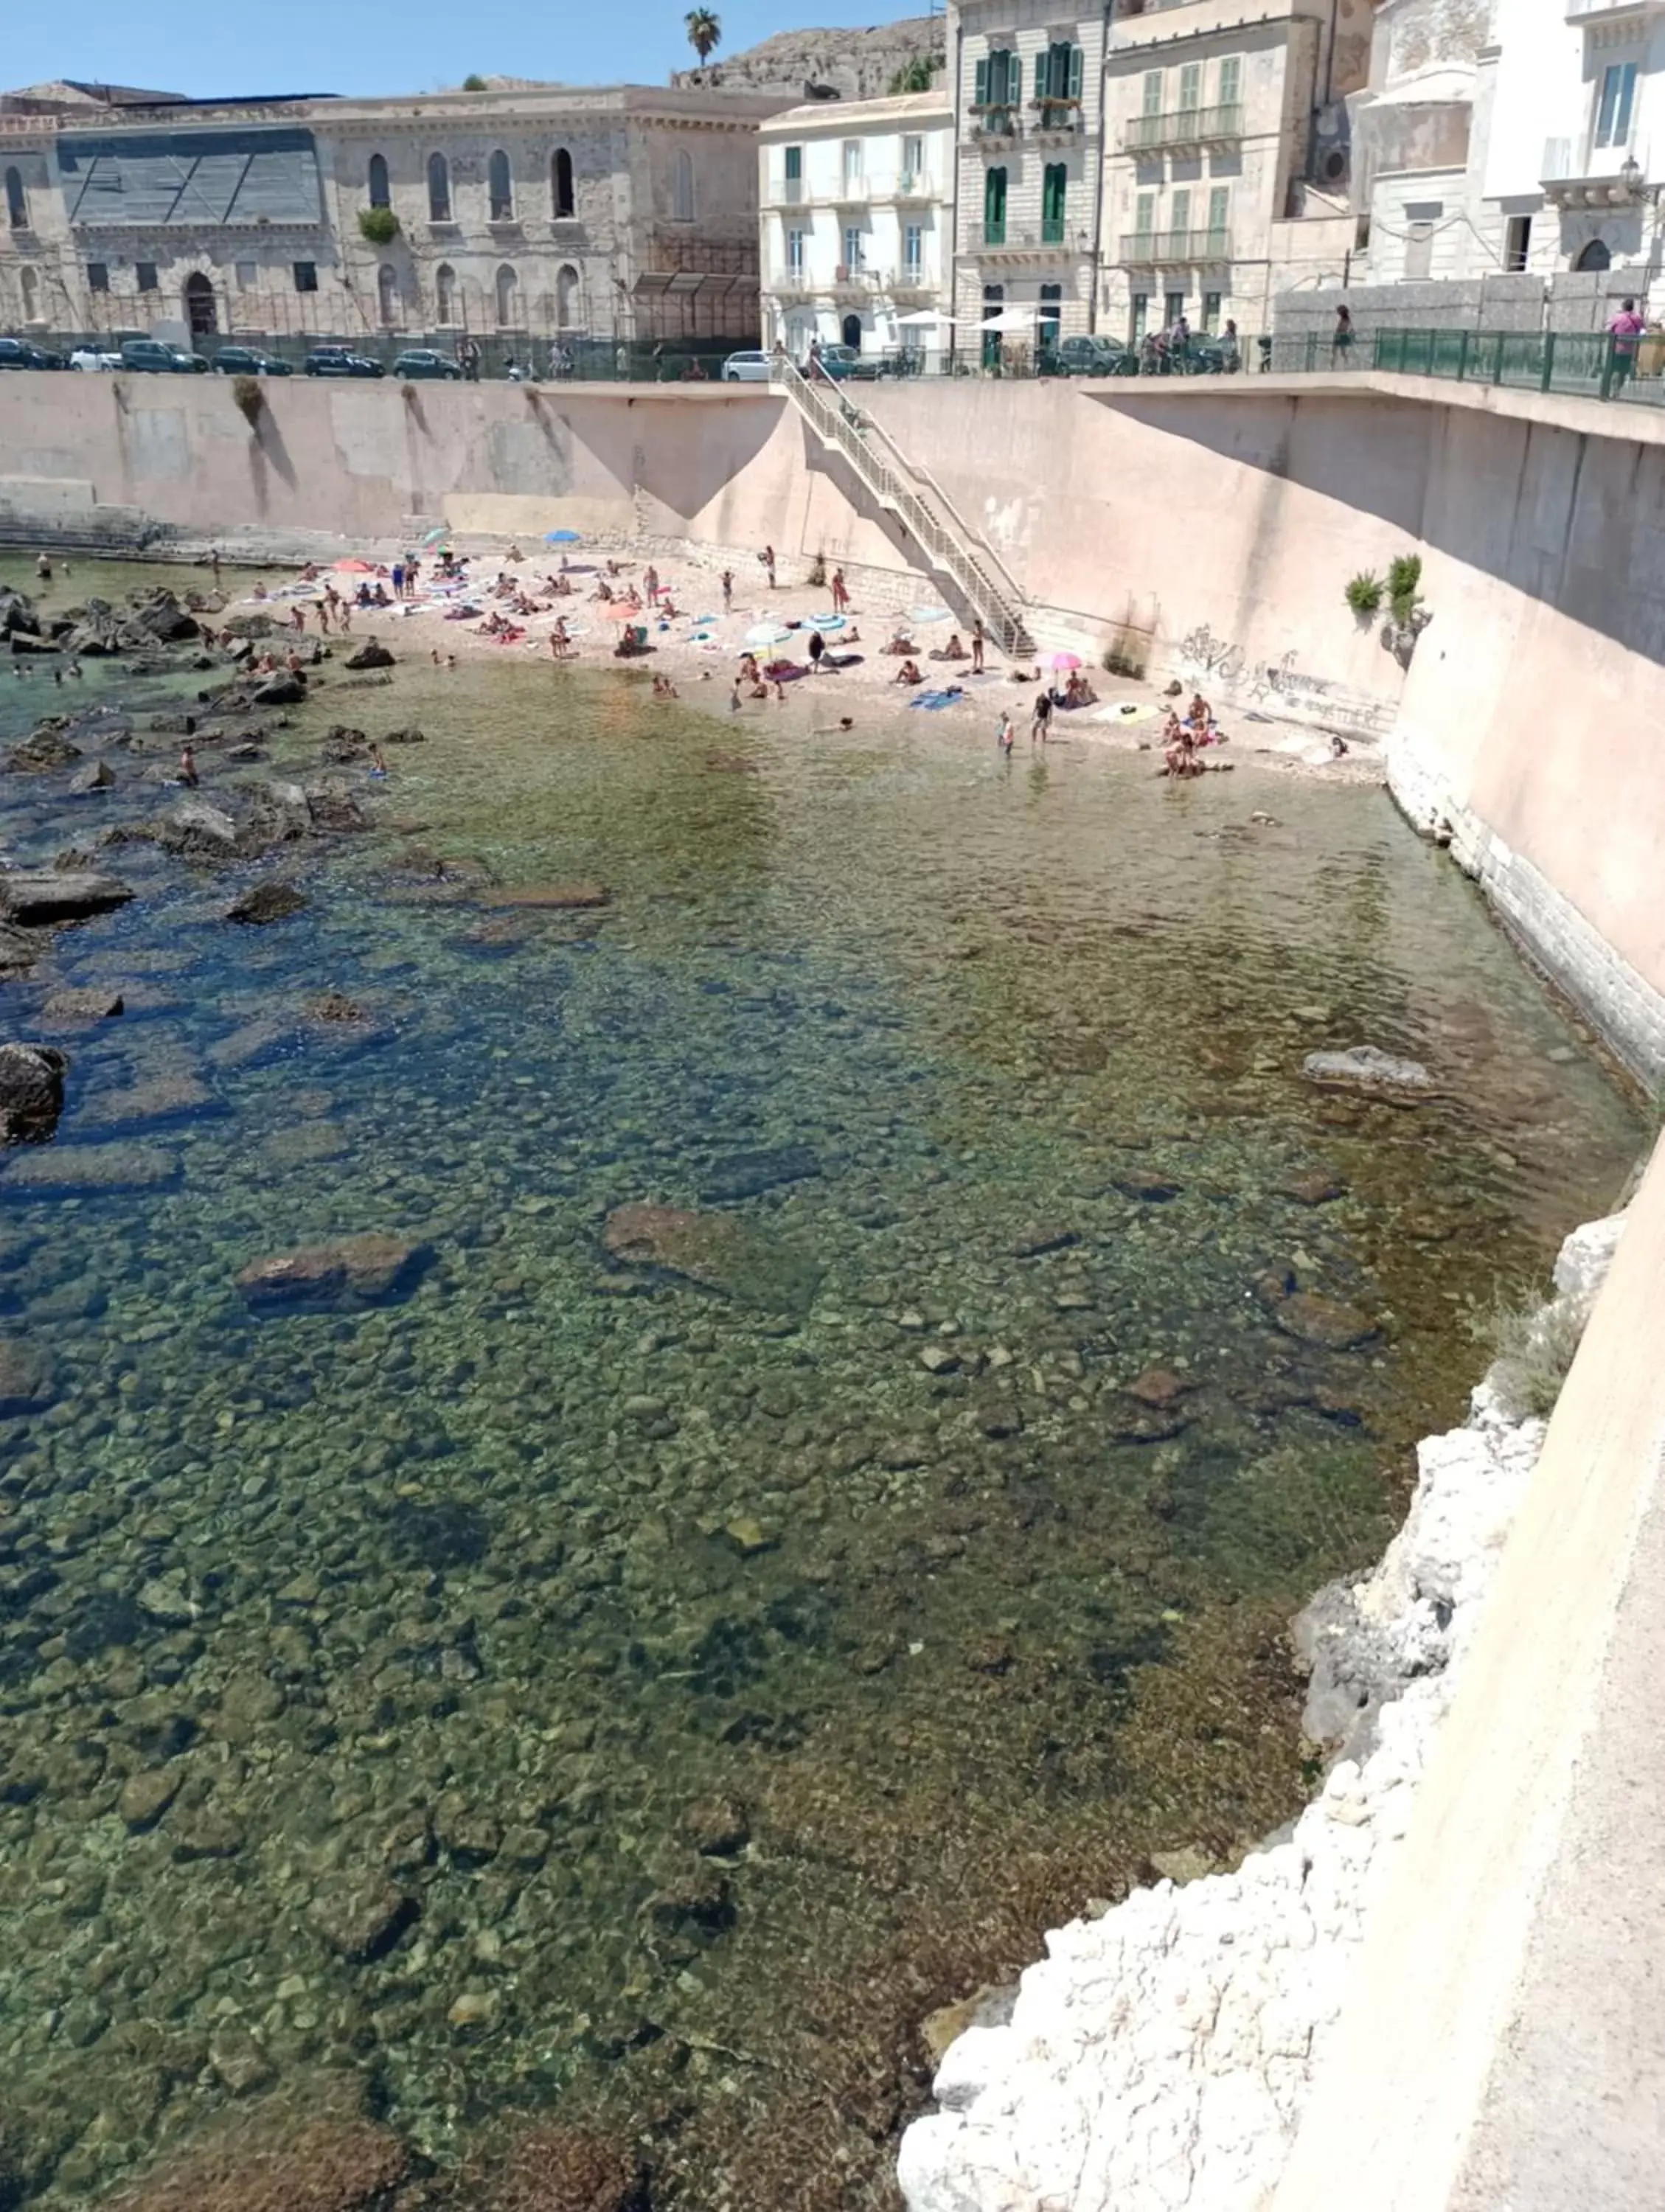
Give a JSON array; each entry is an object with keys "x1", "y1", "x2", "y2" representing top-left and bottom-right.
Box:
[
  {"x1": 1068, "y1": 44, "x2": 1084, "y2": 100},
  {"x1": 785, "y1": 145, "x2": 801, "y2": 181},
  {"x1": 1170, "y1": 188, "x2": 1189, "y2": 240},
  {"x1": 1010, "y1": 56, "x2": 1022, "y2": 105},
  {"x1": 1178, "y1": 62, "x2": 1201, "y2": 111},
  {"x1": 1207, "y1": 186, "x2": 1229, "y2": 241},
  {"x1": 1134, "y1": 190, "x2": 1155, "y2": 237},
  {"x1": 975, "y1": 56, "x2": 988, "y2": 106},
  {"x1": 1142, "y1": 70, "x2": 1163, "y2": 116},
  {"x1": 1217, "y1": 56, "x2": 1241, "y2": 109}
]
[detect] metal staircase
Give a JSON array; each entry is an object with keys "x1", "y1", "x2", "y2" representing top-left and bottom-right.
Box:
[{"x1": 770, "y1": 358, "x2": 1035, "y2": 657}]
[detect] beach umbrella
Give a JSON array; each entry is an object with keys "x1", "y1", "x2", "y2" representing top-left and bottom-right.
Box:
[
  {"x1": 1096, "y1": 700, "x2": 1159, "y2": 725},
  {"x1": 418, "y1": 526, "x2": 448, "y2": 548},
  {"x1": 809, "y1": 614, "x2": 847, "y2": 632},
  {"x1": 745, "y1": 622, "x2": 792, "y2": 647},
  {"x1": 908, "y1": 605, "x2": 952, "y2": 626},
  {"x1": 978, "y1": 307, "x2": 1040, "y2": 333},
  {"x1": 1051, "y1": 651, "x2": 1082, "y2": 672},
  {"x1": 543, "y1": 529, "x2": 583, "y2": 544},
  {"x1": 333, "y1": 558, "x2": 375, "y2": 574},
  {"x1": 895, "y1": 308, "x2": 958, "y2": 327}
]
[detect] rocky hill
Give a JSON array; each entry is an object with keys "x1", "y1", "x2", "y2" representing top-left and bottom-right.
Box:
[{"x1": 672, "y1": 16, "x2": 946, "y2": 103}]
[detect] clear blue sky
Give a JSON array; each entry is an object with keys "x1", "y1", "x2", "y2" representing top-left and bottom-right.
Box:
[{"x1": 7, "y1": 0, "x2": 930, "y2": 101}]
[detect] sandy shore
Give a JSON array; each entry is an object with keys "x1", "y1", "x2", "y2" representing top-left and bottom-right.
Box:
[{"x1": 225, "y1": 536, "x2": 1386, "y2": 785}]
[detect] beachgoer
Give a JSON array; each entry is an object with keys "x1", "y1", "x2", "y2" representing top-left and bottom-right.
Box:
[
  {"x1": 368, "y1": 744, "x2": 389, "y2": 777},
  {"x1": 831, "y1": 567, "x2": 850, "y2": 614},
  {"x1": 35, "y1": 554, "x2": 51, "y2": 581},
  {"x1": 808, "y1": 630, "x2": 826, "y2": 675},
  {"x1": 721, "y1": 569, "x2": 734, "y2": 612},
  {"x1": 178, "y1": 743, "x2": 199, "y2": 787},
  {"x1": 998, "y1": 710, "x2": 1015, "y2": 756},
  {"x1": 210, "y1": 549, "x2": 222, "y2": 586},
  {"x1": 1332, "y1": 304, "x2": 1355, "y2": 363},
  {"x1": 971, "y1": 619, "x2": 985, "y2": 675},
  {"x1": 1609, "y1": 296, "x2": 1646, "y2": 387},
  {"x1": 729, "y1": 681, "x2": 742, "y2": 714},
  {"x1": 644, "y1": 565, "x2": 659, "y2": 604},
  {"x1": 894, "y1": 658, "x2": 923, "y2": 686},
  {"x1": 391, "y1": 561, "x2": 405, "y2": 599},
  {"x1": 1031, "y1": 689, "x2": 1053, "y2": 745},
  {"x1": 1219, "y1": 320, "x2": 1240, "y2": 372},
  {"x1": 774, "y1": 680, "x2": 786, "y2": 703},
  {"x1": 761, "y1": 545, "x2": 777, "y2": 589}
]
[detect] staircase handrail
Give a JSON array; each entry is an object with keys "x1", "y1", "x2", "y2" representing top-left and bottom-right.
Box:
[{"x1": 836, "y1": 400, "x2": 1029, "y2": 615}]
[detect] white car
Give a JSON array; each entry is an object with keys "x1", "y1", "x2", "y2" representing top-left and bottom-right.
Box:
[
  {"x1": 722, "y1": 349, "x2": 773, "y2": 383},
  {"x1": 70, "y1": 347, "x2": 120, "y2": 372}
]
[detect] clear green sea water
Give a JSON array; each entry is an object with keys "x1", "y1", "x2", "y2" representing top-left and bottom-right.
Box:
[{"x1": 0, "y1": 559, "x2": 1644, "y2": 2208}]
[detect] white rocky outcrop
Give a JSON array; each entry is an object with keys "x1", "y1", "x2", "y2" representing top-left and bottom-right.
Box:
[{"x1": 897, "y1": 1213, "x2": 1623, "y2": 2212}]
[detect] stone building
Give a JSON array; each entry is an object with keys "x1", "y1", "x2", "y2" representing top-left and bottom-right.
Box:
[
  {"x1": 0, "y1": 80, "x2": 788, "y2": 349},
  {"x1": 948, "y1": 0, "x2": 1111, "y2": 358},
  {"x1": 757, "y1": 89, "x2": 953, "y2": 360},
  {"x1": 1096, "y1": 0, "x2": 1374, "y2": 344}
]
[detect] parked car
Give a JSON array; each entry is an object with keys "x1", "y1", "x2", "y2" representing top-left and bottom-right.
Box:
[
  {"x1": 392, "y1": 349, "x2": 463, "y2": 381},
  {"x1": 810, "y1": 343, "x2": 862, "y2": 381},
  {"x1": 304, "y1": 345, "x2": 385, "y2": 379},
  {"x1": 1044, "y1": 335, "x2": 1136, "y2": 378},
  {"x1": 212, "y1": 345, "x2": 292, "y2": 377},
  {"x1": 70, "y1": 345, "x2": 122, "y2": 372},
  {"x1": 0, "y1": 337, "x2": 66, "y2": 370},
  {"x1": 119, "y1": 337, "x2": 196, "y2": 374},
  {"x1": 721, "y1": 349, "x2": 773, "y2": 383}
]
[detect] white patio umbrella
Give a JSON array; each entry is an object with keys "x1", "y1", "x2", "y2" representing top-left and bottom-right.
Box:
[
  {"x1": 896, "y1": 308, "x2": 959, "y2": 327},
  {"x1": 978, "y1": 307, "x2": 1041, "y2": 333}
]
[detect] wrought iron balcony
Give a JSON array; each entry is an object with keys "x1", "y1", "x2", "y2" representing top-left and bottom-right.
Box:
[{"x1": 1119, "y1": 226, "x2": 1231, "y2": 263}]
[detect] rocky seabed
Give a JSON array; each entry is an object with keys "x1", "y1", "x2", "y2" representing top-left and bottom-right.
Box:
[{"x1": 897, "y1": 1208, "x2": 1626, "y2": 2212}]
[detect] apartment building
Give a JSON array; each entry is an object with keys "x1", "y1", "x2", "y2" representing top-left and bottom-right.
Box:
[
  {"x1": 757, "y1": 90, "x2": 953, "y2": 358},
  {"x1": 950, "y1": 0, "x2": 1110, "y2": 358},
  {"x1": 0, "y1": 80, "x2": 787, "y2": 347},
  {"x1": 1098, "y1": 0, "x2": 1372, "y2": 341}
]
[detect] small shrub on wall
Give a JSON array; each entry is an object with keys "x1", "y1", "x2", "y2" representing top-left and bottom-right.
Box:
[
  {"x1": 1344, "y1": 571, "x2": 1383, "y2": 616},
  {"x1": 358, "y1": 207, "x2": 400, "y2": 246},
  {"x1": 232, "y1": 375, "x2": 264, "y2": 426}
]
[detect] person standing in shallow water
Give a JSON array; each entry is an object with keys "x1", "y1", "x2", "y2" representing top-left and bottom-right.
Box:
[{"x1": 1030, "y1": 688, "x2": 1052, "y2": 745}]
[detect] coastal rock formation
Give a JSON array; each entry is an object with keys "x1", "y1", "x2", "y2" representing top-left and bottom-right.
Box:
[
  {"x1": 896, "y1": 1208, "x2": 1623, "y2": 2212},
  {"x1": 0, "y1": 1044, "x2": 68, "y2": 1144},
  {"x1": 602, "y1": 1201, "x2": 821, "y2": 1312},
  {"x1": 6, "y1": 723, "x2": 83, "y2": 773},
  {"x1": 342, "y1": 640, "x2": 394, "y2": 672},
  {"x1": 235, "y1": 1233, "x2": 430, "y2": 1310},
  {"x1": 0, "y1": 869, "x2": 133, "y2": 925},
  {"x1": 226, "y1": 880, "x2": 309, "y2": 925},
  {"x1": 0, "y1": 1337, "x2": 55, "y2": 1416},
  {"x1": 673, "y1": 14, "x2": 942, "y2": 100}
]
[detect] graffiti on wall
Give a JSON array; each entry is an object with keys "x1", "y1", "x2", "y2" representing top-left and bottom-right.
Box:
[{"x1": 1175, "y1": 626, "x2": 1397, "y2": 739}]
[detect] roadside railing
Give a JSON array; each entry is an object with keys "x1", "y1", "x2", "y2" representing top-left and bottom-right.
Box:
[{"x1": 1265, "y1": 324, "x2": 1665, "y2": 406}]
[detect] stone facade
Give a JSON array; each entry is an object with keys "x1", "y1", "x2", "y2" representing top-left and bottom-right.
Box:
[
  {"x1": 0, "y1": 83, "x2": 788, "y2": 350},
  {"x1": 758, "y1": 91, "x2": 953, "y2": 360}
]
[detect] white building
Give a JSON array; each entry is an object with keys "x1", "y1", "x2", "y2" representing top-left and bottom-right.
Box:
[{"x1": 757, "y1": 90, "x2": 953, "y2": 361}]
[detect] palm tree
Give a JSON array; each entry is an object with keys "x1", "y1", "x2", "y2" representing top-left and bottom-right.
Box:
[{"x1": 685, "y1": 8, "x2": 721, "y2": 66}]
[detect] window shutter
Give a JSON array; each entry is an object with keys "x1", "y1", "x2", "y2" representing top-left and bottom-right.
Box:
[
  {"x1": 1178, "y1": 62, "x2": 1201, "y2": 111},
  {"x1": 1170, "y1": 187, "x2": 1190, "y2": 237},
  {"x1": 1135, "y1": 190, "x2": 1155, "y2": 236},
  {"x1": 1217, "y1": 56, "x2": 1241, "y2": 109},
  {"x1": 1207, "y1": 186, "x2": 1228, "y2": 239},
  {"x1": 1010, "y1": 57, "x2": 1022, "y2": 105},
  {"x1": 1069, "y1": 45, "x2": 1084, "y2": 101},
  {"x1": 976, "y1": 56, "x2": 989, "y2": 107},
  {"x1": 1142, "y1": 70, "x2": 1163, "y2": 116}
]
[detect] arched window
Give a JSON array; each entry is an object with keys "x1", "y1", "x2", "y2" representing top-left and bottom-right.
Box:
[
  {"x1": 4, "y1": 167, "x2": 26, "y2": 230},
  {"x1": 428, "y1": 151, "x2": 451, "y2": 221},
  {"x1": 378, "y1": 265, "x2": 400, "y2": 326},
  {"x1": 495, "y1": 263, "x2": 519, "y2": 327},
  {"x1": 184, "y1": 271, "x2": 217, "y2": 337},
  {"x1": 367, "y1": 153, "x2": 390, "y2": 209},
  {"x1": 488, "y1": 149, "x2": 513, "y2": 222},
  {"x1": 556, "y1": 263, "x2": 580, "y2": 328},
  {"x1": 552, "y1": 147, "x2": 575, "y2": 219},
  {"x1": 672, "y1": 148, "x2": 694, "y2": 222},
  {"x1": 1576, "y1": 237, "x2": 1612, "y2": 271},
  {"x1": 19, "y1": 266, "x2": 39, "y2": 321},
  {"x1": 435, "y1": 262, "x2": 457, "y2": 324}
]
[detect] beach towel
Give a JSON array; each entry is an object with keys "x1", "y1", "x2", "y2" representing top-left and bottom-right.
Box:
[{"x1": 908, "y1": 689, "x2": 966, "y2": 711}]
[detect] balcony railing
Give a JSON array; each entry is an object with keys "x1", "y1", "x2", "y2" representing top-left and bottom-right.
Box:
[
  {"x1": 972, "y1": 104, "x2": 1021, "y2": 139},
  {"x1": 1566, "y1": 0, "x2": 1665, "y2": 19},
  {"x1": 1120, "y1": 226, "x2": 1231, "y2": 262},
  {"x1": 1540, "y1": 135, "x2": 1648, "y2": 205},
  {"x1": 775, "y1": 175, "x2": 805, "y2": 204},
  {"x1": 1030, "y1": 98, "x2": 1083, "y2": 134},
  {"x1": 1123, "y1": 102, "x2": 1243, "y2": 152}
]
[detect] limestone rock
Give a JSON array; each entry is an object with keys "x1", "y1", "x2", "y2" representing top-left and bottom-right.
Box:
[
  {"x1": 4, "y1": 1143, "x2": 181, "y2": 1194},
  {"x1": 1273, "y1": 1290, "x2": 1379, "y2": 1351},
  {"x1": 1301, "y1": 1045, "x2": 1432, "y2": 1097},
  {"x1": 699, "y1": 1141, "x2": 821, "y2": 1203},
  {"x1": 1553, "y1": 1210, "x2": 1625, "y2": 1303},
  {"x1": 42, "y1": 986, "x2": 124, "y2": 1021},
  {"x1": 119, "y1": 1767, "x2": 182, "y2": 1831},
  {"x1": 0, "y1": 869, "x2": 133, "y2": 925},
  {"x1": 683, "y1": 1795, "x2": 751, "y2": 1855},
  {"x1": 68, "y1": 758, "x2": 117, "y2": 794},
  {"x1": 481, "y1": 2127, "x2": 644, "y2": 2212},
  {"x1": 304, "y1": 784, "x2": 370, "y2": 835},
  {"x1": 226, "y1": 880, "x2": 308, "y2": 925},
  {"x1": 0, "y1": 1043, "x2": 68, "y2": 1144},
  {"x1": 0, "y1": 1337, "x2": 55, "y2": 1415},
  {"x1": 1127, "y1": 1366, "x2": 1191, "y2": 1409},
  {"x1": 6, "y1": 725, "x2": 83, "y2": 773},
  {"x1": 156, "y1": 798, "x2": 242, "y2": 863},
  {"x1": 251, "y1": 672, "x2": 307, "y2": 706},
  {"x1": 319, "y1": 725, "x2": 370, "y2": 765},
  {"x1": 487, "y1": 880, "x2": 610, "y2": 910},
  {"x1": 1112, "y1": 1168, "x2": 1181, "y2": 1202},
  {"x1": 126, "y1": 587, "x2": 200, "y2": 643},
  {"x1": 310, "y1": 1877, "x2": 420, "y2": 1962},
  {"x1": 236, "y1": 1233, "x2": 430, "y2": 1311},
  {"x1": 1012, "y1": 1225, "x2": 1079, "y2": 1258},
  {"x1": 342, "y1": 639, "x2": 394, "y2": 671},
  {"x1": 382, "y1": 724, "x2": 427, "y2": 745}
]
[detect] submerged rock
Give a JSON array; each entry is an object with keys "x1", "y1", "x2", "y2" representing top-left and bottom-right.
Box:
[
  {"x1": 0, "y1": 1336, "x2": 55, "y2": 1415},
  {"x1": 699, "y1": 1142, "x2": 821, "y2": 1203},
  {"x1": 382, "y1": 724, "x2": 426, "y2": 745},
  {"x1": 68, "y1": 758, "x2": 117, "y2": 794},
  {"x1": 1273, "y1": 1290, "x2": 1380, "y2": 1351},
  {"x1": 342, "y1": 639, "x2": 394, "y2": 671},
  {"x1": 487, "y1": 881, "x2": 610, "y2": 911},
  {"x1": 0, "y1": 1044, "x2": 68, "y2": 1144},
  {"x1": 6, "y1": 725, "x2": 83, "y2": 773},
  {"x1": 0, "y1": 869, "x2": 133, "y2": 925},
  {"x1": 310, "y1": 1877, "x2": 420, "y2": 1962},
  {"x1": 602, "y1": 1202, "x2": 821, "y2": 1313},
  {"x1": 236, "y1": 1233, "x2": 430, "y2": 1311},
  {"x1": 225, "y1": 880, "x2": 308, "y2": 926},
  {"x1": 250, "y1": 672, "x2": 307, "y2": 706},
  {"x1": 42, "y1": 986, "x2": 124, "y2": 1022},
  {"x1": 4, "y1": 1142, "x2": 181, "y2": 1194},
  {"x1": 1301, "y1": 1045, "x2": 1432, "y2": 1097}
]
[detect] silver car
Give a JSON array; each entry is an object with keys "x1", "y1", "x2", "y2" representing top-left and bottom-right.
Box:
[{"x1": 722, "y1": 349, "x2": 773, "y2": 383}]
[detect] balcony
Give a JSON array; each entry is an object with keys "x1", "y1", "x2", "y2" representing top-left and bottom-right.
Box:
[
  {"x1": 972, "y1": 103, "x2": 1022, "y2": 145},
  {"x1": 1029, "y1": 97, "x2": 1085, "y2": 143},
  {"x1": 1567, "y1": 0, "x2": 1665, "y2": 19},
  {"x1": 1119, "y1": 226, "x2": 1231, "y2": 263},
  {"x1": 1123, "y1": 102, "x2": 1243, "y2": 153},
  {"x1": 889, "y1": 171, "x2": 937, "y2": 203},
  {"x1": 1540, "y1": 136, "x2": 1650, "y2": 206},
  {"x1": 830, "y1": 262, "x2": 882, "y2": 297},
  {"x1": 770, "y1": 271, "x2": 816, "y2": 299},
  {"x1": 978, "y1": 224, "x2": 1085, "y2": 262}
]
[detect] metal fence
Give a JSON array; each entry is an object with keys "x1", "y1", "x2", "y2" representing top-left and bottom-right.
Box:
[
  {"x1": 2, "y1": 329, "x2": 754, "y2": 384},
  {"x1": 1265, "y1": 324, "x2": 1665, "y2": 406}
]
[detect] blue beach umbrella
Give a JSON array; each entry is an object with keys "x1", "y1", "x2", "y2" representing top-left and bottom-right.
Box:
[{"x1": 544, "y1": 529, "x2": 583, "y2": 544}]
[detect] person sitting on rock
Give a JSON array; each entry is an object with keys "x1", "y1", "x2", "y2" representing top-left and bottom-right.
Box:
[{"x1": 178, "y1": 742, "x2": 199, "y2": 787}]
